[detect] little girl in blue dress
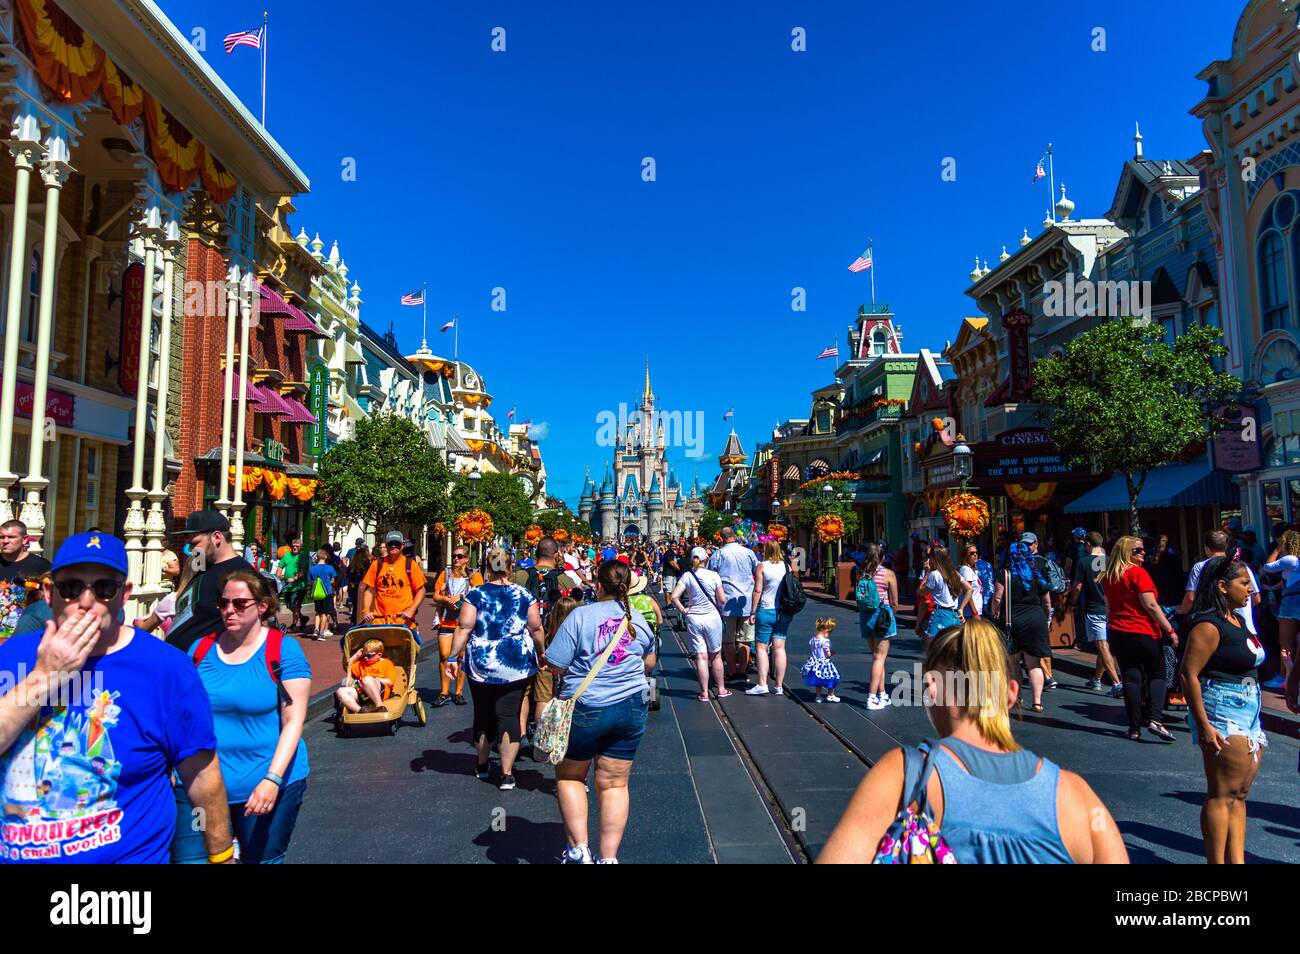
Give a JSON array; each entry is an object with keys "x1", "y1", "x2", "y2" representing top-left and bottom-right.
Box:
[{"x1": 802, "y1": 617, "x2": 841, "y2": 703}]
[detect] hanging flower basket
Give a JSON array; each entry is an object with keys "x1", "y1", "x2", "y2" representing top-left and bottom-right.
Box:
[
  {"x1": 815, "y1": 513, "x2": 845, "y2": 543},
  {"x1": 433, "y1": 521, "x2": 447, "y2": 538},
  {"x1": 456, "y1": 509, "x2": 494, "y2": 544},
  {"x1": 769, "y1": 523, "x2": 788, "y2": 542},
  {"x1": 552, "y1": 528, "x2": 570, "y2": 542},
  {"x1": 524, "y1": 525, "x2": 543, "y2": 545},
  {"x1": 941, "y1": 492, "x2": 990, "y2": 539}
]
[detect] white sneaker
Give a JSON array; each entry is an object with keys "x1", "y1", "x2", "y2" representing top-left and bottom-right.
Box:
[
  {"x1": 596, "y1": 857, "x2": 620, "y2": 864},
  {"x1": 562, "y1": 844, "x2": 594, "y2": 864},
  {"x1": 866, "y1": 694, "x2": 884, "y2": 711},
  {"x1": 826, "y1": 693, "x2": 842, "y2": 703},
  {"x1": 814, "y1": 696, "x2": 824, "y2": 704},
  {"x1": 879, "y1": 693, "x2": 892, "y2": 708},
  {"x1": 745, "y1": 684, "x2": 770, "y2": 696},
  {"x1": 774, "y1": 686, "x2": 784, "y2": 695}
]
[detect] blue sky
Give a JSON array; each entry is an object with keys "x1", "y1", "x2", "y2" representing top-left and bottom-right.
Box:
[{"x1": 161, "y1": 0, "x2": 1245, "y2": 507}]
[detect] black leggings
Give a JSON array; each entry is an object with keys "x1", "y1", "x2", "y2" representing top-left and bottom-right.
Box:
[
  {"x1": 1111, "y1": 630, "x2": 1165, "y2": 729},
  {"x1": 468, "y1": 678, "x2": 529, "y2": 747}
]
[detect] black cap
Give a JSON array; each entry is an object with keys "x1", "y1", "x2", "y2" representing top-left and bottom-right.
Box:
[{"x1": 181, "y1": 510, "x2": 230, "y2": 535}]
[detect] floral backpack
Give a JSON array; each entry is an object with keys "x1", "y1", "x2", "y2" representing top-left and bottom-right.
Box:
[{"x1": 873, "y1": 741, "x2": 956, "y2": 864}]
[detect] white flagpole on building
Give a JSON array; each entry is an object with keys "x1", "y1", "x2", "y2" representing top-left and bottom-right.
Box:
[
  {"x1": 421, "y1": 281, "x2": 428, "y2": 349},
  {"x1": 869, "y1": 238, "x2": 876, "y2": 306},
  {"x1": 1047, "y1": 142, "x2": 1056, "y2": 223},
  {"x1": 260, "y1": 12, "x2": 268, "y2": 126},
  {"x1": 454, "y1": 313, "x2": 459, "y2": 362}
]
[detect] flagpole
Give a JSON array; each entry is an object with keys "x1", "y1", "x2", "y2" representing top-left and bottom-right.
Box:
[
  {"x1": 1047, "y1": 142, "x2": 1055, "y2": 223},
  {"x1": 421, "y1": 281, "x2": 427, "y2": 349},
  {"x1": 869, "y1": 238, "x2": 876, "y2": 306},
  {"x1": 454, "y1": 313, "x2": 459, "y2": 363},
  {"x1": 260, "y1": 11, "x2": 268, "y2": 127}
]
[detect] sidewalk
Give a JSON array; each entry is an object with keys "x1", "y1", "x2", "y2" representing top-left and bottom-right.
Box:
[{"x1": 802, "y1": 579, "x2": 1300, "y2": 740}]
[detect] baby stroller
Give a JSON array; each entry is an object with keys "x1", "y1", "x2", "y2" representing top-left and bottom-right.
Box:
[{"x1": 335, "y1": 621, "x2": 427, "y2": 736}]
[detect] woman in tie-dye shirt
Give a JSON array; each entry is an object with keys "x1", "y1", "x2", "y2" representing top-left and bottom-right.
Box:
[{"x1": 448, "y1": 547, "x2": 545, "y2": 792}]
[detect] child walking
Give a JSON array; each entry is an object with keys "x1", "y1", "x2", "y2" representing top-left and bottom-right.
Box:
[{"x1": 802, "y1": 617, "x2": 842, "y2": 703}]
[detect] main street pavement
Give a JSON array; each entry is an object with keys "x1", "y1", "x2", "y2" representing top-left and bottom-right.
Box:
[{"x1": 288, "y1": 589, "x2": 1300, "y2": 863}]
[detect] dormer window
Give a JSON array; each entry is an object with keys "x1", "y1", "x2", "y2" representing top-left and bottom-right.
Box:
[{"x1": 870, "y1": 327, "x2": 889, "y2": 355}]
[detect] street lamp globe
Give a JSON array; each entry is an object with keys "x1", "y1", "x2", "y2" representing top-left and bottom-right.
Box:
[
  {"x1": 822, "y1": 482, "x2": 834, "y2": 499},
  {"x1": 953, "y1": 442, "x2": 973, "y2": 483}
]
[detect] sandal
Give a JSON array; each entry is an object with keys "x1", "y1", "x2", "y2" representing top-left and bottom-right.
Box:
[
  {"x1": 1127, "y1": 728, "x2": 1142, "y2": 741},
  {"x1": 1147, "y1": 722, "x2": 1176, "y2": 743},
  {"x1": 716, "y1": 689, "x2": 734, "y2": 699},
  {"x1": 696, "y1": 693, "x2": 710, "y2": 702},
  {"x1": 1030, "y1": 703, "x2": 1044, "y2": 713}
]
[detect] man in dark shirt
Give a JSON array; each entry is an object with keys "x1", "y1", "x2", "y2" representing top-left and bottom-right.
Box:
[
  {"x1": 0, "y1": 519, "x2": 53, "y2": 638},
  {"x1": 165, "y1": 510, "x2": 253, "y2": 651}
]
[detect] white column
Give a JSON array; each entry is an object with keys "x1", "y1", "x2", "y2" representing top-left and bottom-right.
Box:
[
  {"x1": 215, "y1": 265, "x2": 239, "y2": 518},
  {"x1": 18, "y1": 149, "x2": 73, "y2": 554},
  {"x1": 123, "y1": 213, "x2": 160, "y2": 597},
  {"x1": 229, "y1": 275, "x2": 253, "y2": 549},
  {"x1": 0, "y1": 129, "x2": 43, "y2": 522},
  {"x1": 141, "y1": 229, "x2": 179, "y2": 602}
]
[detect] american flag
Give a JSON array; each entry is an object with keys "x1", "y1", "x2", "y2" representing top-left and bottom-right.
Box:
[
  {"x1": 818, "y1": 344, "x2": 839, "y2": 360},
  {"x1": 723, "y1": 407, "x2": 734, "y2": 422},
  {"x1": 440, "y1": 318, "x2": 455, "y2": 333},
  {"x1": 847, "y1": 249, "x2": 873, "y2": 273},
  {"x1": 508, "y1": 406, "x2": 516, "y2": 420},
  {"x1": 400, "y1": 289, "x2": 424, "y2": 306},
  {"x1": 1031, "y1": 154, "x2": 1047, "y2": 184},
  {"x1": 223, "y1": 27, "x2": 263, "y2": 54}
]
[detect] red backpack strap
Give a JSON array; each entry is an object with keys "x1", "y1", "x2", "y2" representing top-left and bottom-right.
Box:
[
  {"x1": 192, "y1": 633, "x2": 220, "y2": 667},
  {"x1": 264, "y1": 628, "x2": 292, "y2": 706}
]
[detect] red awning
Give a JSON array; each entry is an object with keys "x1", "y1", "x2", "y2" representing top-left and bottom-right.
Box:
[
  {"x1": 260, "y1": 283, "x2": 327, "y2": 337},
  {"x1": 258, "y1": 283, "x2": 295, "y2": 315},
  {"x1": 251, "y1": 384, "x2": 293, "y2": 416},
  {"x1": 227, "y1": 372, "x2": 261, "y2": 404},
  {"x1": 279, "y1": 396, "x2": 319, "y2": 425}
]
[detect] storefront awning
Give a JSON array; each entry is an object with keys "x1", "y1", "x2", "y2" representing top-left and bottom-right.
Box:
[{"x1": 1064, "y1": 461, "x2": 1239, "y2": 514}]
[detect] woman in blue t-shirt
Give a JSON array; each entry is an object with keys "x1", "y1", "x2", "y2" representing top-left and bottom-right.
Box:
[
  {"x1": 545, "y1": 559, "x2": 658, "y2": 864},
  {"x1": 172, "y1": 570, "x2": 312, "y2": 864}
]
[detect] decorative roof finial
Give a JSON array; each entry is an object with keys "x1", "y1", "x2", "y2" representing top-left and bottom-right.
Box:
[
  {"x1": 1043, "y1": 209, "x2": 1054, "y2": 228},
  {"x1": 1134, "y1": 121, "x2": 1144, "y2": 160},
  {"x1": 1055, "y1": 184, "x2": 1075, "y2": 222},
  {"x1": 970, "y1": 256, "x2": 982, "y2": 283},
  {"x1": 1020, "y1": 227, "x2": 1031, "y2": 247},
  {"x1": 999, "y1": 245, "x2": 1010, "y2": 263}
]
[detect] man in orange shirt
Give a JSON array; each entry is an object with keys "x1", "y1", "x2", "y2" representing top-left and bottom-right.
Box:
[
  {"x1": 358, "y1": 531, "x2": 427, "y2": 626},
  {"x1": 430, "y1": 545, "x2": 483, "y2": 706}
]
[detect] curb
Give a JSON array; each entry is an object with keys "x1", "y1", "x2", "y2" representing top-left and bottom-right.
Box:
[{"x1": 804, "y1": 589, "x2": 1300, "y2": 742}]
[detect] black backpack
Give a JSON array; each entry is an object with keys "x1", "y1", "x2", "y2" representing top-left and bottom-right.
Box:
[
  {"x1": 778, "y1": 562, "x2": 807, "y2": 616},
  {"x1": 524, "y1": 565, "x2": 566, "y2": 616}
]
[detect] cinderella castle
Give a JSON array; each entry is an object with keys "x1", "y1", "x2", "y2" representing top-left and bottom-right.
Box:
[{"x1": 578, "y1": 360, "x2": 707, "y2": 541}]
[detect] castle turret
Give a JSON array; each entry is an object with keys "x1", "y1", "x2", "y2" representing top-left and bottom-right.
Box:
[
  {"x1": 578, "y1": 468, "x2": 596, "y2": 526},
  {"x1": 647, "y1": 472, "x2": 664, "y2": 538},
  {"x1": 598, "y1": 464, "x2": 616, "y2": 540}
]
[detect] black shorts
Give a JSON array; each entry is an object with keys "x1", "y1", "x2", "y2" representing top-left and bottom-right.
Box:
[
  {"x1": 314, "y1": 598, "x2": 334, "y2": 616},
  {"x1": 468, "y1": 678, "x2": 529, "y2": 746}
]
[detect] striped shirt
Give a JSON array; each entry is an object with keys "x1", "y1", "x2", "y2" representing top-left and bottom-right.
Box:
[{"x1": 873, "y1": 567, "x2": 890, "y2": 606}]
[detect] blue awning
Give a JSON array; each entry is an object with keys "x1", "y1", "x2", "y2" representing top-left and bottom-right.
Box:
[{"x1": 1064, "y1": 461, "x2": 1239, "y2": 514}]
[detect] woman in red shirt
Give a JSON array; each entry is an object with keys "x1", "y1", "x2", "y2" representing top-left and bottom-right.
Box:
[{"x1": 1102, "y1": 536, "x2": 1178, "y2": 742}]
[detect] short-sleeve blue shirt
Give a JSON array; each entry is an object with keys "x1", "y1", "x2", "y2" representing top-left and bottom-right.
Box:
[
  {"x1": 0, "y1": 629, "x2": 216, "y2": 864},
  {"x1": 189, "y1": 632, "x2": 310, "y2": 803},
  {"x1": 308, "y1": 563, "x2": 337, "y2": 598}
]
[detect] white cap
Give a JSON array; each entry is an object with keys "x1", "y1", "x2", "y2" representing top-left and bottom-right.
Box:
[{"x1": 691, "y1": 546, "x2": 709, "y2": 563}]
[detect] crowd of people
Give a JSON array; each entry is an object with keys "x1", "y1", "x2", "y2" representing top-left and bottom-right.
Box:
[{"x1": 0, "y1": 507, "x2": 1295, "y2": 866}]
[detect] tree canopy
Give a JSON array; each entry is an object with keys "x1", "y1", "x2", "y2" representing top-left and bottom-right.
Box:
[
  {"x1": 449, "y1": 470, "x2": 535, "y2": 540},
  {"x1": 1032, "y1": 317, "x2": 1240, "y2": 534},
  {"x1": 316, "y1": 413, "x2": 454, "y2": 530}
]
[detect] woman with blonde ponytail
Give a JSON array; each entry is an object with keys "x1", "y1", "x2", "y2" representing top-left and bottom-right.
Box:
[
  {"x1": 820, "y1": 618, "x2": 1128, "y2": 864},
  {"x1": 546, "y1": 558, "x2": 659, "y2": 864}
]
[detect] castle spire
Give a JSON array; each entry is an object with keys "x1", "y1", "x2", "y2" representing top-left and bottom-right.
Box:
[{"x1": 643, "y1": 353, "x2": 653, "y2": 404}]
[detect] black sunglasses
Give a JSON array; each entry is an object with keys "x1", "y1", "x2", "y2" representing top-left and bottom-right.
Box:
[
  {"x1": 55, "y1": 579, "x2": 123, "y2": 602},
  {"x1": 218, "y1": 597, "x2": 259, "y2": 612},
  {"x1": 1132, "y1": 547, "x2": 1146, "y2": 554},
  {"x1": 454, "y1": 552, "x2": 468, "y2": 558}
]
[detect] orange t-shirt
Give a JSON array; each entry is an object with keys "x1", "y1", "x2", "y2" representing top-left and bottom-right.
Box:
[
  {"x1": 350, "y1": 656, "x2": 398, "y2": 698},
  {"x1": 362, "y1": 555, "x2": 427, "y2": 618}
]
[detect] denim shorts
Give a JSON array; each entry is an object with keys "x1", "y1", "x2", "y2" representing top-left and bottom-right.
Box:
[
  {"x1": 754, "y1": 607, "x2": 791, "y2": 644},
  {"x1": 1280, "y1": 594, "x2": 1300, "y2": 621},
  {"x1": 1084, "y1": 612, "x2": 1108, "y2": 642},
  {"x1": 565, "y1": 693, "x2": 649, "y2": 762},
  {"x1": 172, "y1": 778, "x2": 307, "y2": 864},
  {"x1": 859, "y1": 604, "x2": 896, "y2": 640},
  {"x1": 1187, "y1": 678, "x2": 1267, "y2": 753},
  {"x1": 925, "y1": 606, "x2": 962, "y2": 638}
]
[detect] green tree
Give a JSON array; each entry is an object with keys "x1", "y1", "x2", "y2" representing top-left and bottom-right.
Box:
[
  {"x1": 1032, "y1": 318, "x2": 1240, "y2": 535},
  {"x1": 697, "y1": 508, "x2": 726, "y2": 541},
  {"x1": 799, "y1": 479, "x2": 862, "y2": 539},
  {"x1": 316, "y1": 413, "x2": 453, "y2": 531},
  {"x1": 449, "y1": 470, "x2": 535, "y2": 541}
]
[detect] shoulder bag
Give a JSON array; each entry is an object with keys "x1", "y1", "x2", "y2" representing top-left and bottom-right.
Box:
[
  {"x1": 533, "y1": 616, "x2": 629, "y2": 765},
  {"x1": 873, "y1": 741, "x2": 956, "y2": 864}
]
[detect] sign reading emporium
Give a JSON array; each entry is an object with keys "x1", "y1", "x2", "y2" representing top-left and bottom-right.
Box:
[{"x1": 307, "y1": 364, "x2": 327, "y2": 455}]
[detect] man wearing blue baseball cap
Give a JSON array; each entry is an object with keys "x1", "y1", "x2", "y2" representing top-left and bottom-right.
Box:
[{"x1": 0, "y1": 532, "x2": 235, "y2": 864}]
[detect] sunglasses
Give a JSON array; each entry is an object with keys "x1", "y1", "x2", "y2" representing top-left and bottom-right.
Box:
[
  {"x1": 454, "y1": 552, "x2": 468, "y2": 558},
  {"x1": 363, "y1": 651, "x2": 382, "y2": 658},
  {"x1": 1132, "y1": 548, "x2": 1146, "y2": 555},
  {"x1": 54, "y1": 579, "x2": 123, "y2": 602},
  {"x1": 218, "y1": 597, "x2": 260, "y2": 612}
]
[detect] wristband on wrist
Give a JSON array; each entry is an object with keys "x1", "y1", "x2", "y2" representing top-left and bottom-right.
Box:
[
  {"x1": 208, "y1": 844, "x2": 235, "y2": 864},
  {"x1": 264, "y1": 771, "x2": 283, "y2": 786}
]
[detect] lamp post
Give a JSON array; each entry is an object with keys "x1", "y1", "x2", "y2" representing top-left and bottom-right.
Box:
[
  {"x1": 953, "y1": 441, "x2": 973, "y2": 492},
  {"x1": 821, "y1": 482, "x2": 835, "y2": 589},
  {"x1": 467, "y1": 465, "x2": 483, "y2": 565}
]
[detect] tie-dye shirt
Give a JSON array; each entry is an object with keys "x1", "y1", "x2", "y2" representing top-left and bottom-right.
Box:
[{"x1": 464, "y1": 583, "x2": 538, "y2": 685}]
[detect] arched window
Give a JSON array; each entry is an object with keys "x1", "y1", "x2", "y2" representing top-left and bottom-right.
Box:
[
  {"x1": 870, "y1": 327, "x2": 888, "y2": 355},
  {"x1": 1258, "y1": 191, "x2": 1300, "y2": 332}
]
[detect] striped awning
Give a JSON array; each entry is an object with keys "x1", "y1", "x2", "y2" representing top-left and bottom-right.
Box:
[
  {"x1": 259, "y1": 283, "x2": 327, "y2": 337},
  {"x1": 279, "y1": 396, "x2": 320, "y2": 425}
]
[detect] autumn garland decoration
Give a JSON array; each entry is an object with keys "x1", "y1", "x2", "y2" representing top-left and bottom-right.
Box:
[
  {"x1": 456, "y1": 509, "x2": 495, "y2": 544},
  {"x1": 941, "y1": 492, "x2": 990, "y2": 539},
  {"x1": 815, "y1": 514, "x2": 845, "y2": 543}
]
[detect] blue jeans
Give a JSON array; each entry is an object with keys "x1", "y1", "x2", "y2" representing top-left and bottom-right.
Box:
[
  {"x1": 859, "y1": 604, "x2": 896, "y2": 639},
  {"x1": 172, "y1": 778, "x2": 307, "y2": 864},
  {"x1": 925, "y1": 606, "x2": 962, "y2": 638},
  {"x1": 754, "y1": 607, "x2": 791, "y2": 644},
  {"x1": 565, "y1": 694, "x2": 648, "y2": 762}
]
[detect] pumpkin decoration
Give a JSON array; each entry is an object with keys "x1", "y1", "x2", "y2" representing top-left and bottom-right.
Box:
[
  {"x1": 815, "y1": 513, "x2": 845, "y2": 543},
  {"x1": 768, "y1": 523, "x2": 788, "y2": 542},
  {"x1": 941, "y1": 492, "x2": 990, "y2": 539},
  {"x1": 456, "y1": 509, "x2": 495, "y2": 544},
  {"x1": 552, "y1": 528, "x2": 570, "y2": 542},
  {"x1": 524, "y1": 525, "x2": 543, "y2": 545}
]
